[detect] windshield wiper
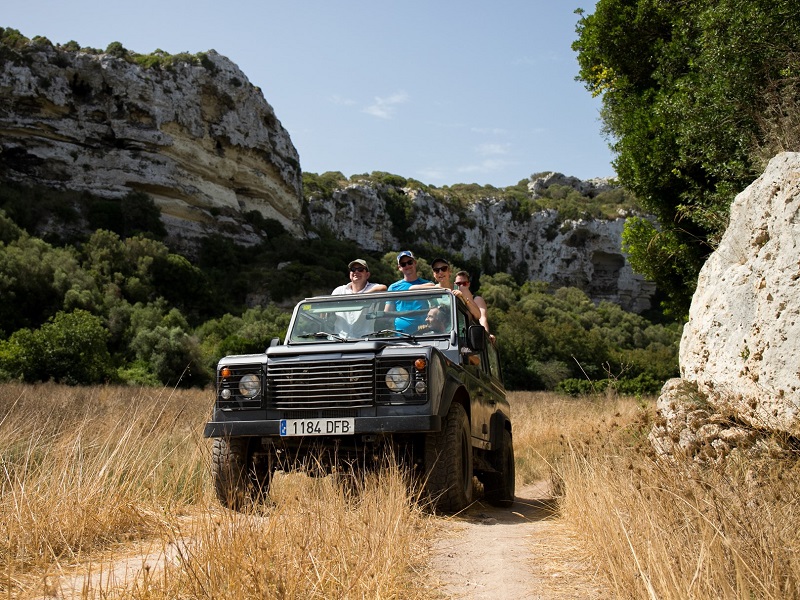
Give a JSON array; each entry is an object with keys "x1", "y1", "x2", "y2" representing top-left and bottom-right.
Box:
[
  {"x1": 363, "y1": 329, "x2": 418, "y2": 341},
  {"x1": 297, "y1": 331, "x2": 348, "y2": 342}
]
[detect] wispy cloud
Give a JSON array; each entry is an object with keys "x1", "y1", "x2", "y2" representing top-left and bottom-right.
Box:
[
  {"x1": 363, "y1": 91, "x2": 409, "y2": 119},
  {"x1": 475, "y1": 142, "x2": 511, "y2": 156},
  {"x1": 329, "y1": 94, "x2": 357, "y2": 106},
  {"x1": 457, "y1": 158, "x2": 515, "y2": 175},
  {"x1": 513, "y1": 51, "x2": 561, "y2": 66},
  {"x1": 417, "y1": 167, "x2": 447, "y2": 182}
]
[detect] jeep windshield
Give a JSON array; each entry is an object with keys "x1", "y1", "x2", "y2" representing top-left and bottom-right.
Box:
[{"x1": 287, "y1": 289, "x2": 455, "y2": 343}]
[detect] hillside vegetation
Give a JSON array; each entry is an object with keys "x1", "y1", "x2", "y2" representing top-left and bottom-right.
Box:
[
  {"x1": 0, "y1": 183, "x2": 678, "y2": 393},
  {"x1": 575, "y1": 0, "x2": 800, "y2": 315}
]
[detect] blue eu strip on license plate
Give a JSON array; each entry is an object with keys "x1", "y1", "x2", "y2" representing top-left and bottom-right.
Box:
[{"x1": 279, "y1": 418, "x2": 355, "y2": 437}]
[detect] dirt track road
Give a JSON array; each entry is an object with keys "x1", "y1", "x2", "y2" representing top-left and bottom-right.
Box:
[
  {"x1": 430, "y1": 481, "x2": 608, "y2": 600},
  {"x1": 28, "y1": 482, "x2": 606, "y2": 600}
]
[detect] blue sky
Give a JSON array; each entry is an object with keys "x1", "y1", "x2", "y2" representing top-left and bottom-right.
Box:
[{"x1": 4, "y1": 1, "x2": 613, "y2": 187}]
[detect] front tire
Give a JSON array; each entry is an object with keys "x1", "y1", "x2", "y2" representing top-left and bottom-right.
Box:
[
  {"x1": 212, "y1": 437, "x2": 254, "y2": 510},
  {"x1": 485, "y1": 428, "x2": 515, "y2": 507},
  {"x1": 424, "y1": 403, "x2": 473, "y2": 512}
]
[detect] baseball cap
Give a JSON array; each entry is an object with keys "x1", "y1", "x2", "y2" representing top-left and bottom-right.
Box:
[
  {"x1": 431, "y1": 257, "x2": 449, "y2": 267},
  {"x1": 396, "y1": 250, "x2": 415, "y2": 264},
  {"x1": 348, "y1": 259, "x2": 369, "y2": 270}
]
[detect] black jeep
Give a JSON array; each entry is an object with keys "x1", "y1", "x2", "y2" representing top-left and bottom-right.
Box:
[{"x1": 203, "y1": 288, "x2": 514, "y2": 512}]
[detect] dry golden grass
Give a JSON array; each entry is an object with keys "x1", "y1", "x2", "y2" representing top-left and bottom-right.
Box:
[
  {"x1": 9, "y1": 384, "x2": 796, "y2": 599},
  {"x1": 512, "y1": 390, "x2": 800, "y2": 600},
  {"x1": 508, "y1": 390, "x2": 649, "y2": 486},
  {"x1": 0, "y1": 382, "x2": 436, "y2": 599}
]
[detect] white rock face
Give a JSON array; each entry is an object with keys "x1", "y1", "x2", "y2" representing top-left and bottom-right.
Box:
[
  {"x1": 308, "y1": 183, "x2": 655, "y2": 312},
  {"x1": 679, "y1": 152, "x2": 800, "y2": 435},
  {"x1": 0, "y1": 40, "x2": 304, "y2": 246}
]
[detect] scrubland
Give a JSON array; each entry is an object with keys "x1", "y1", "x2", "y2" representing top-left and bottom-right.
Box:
[
  {"x1": 513, "y1": 391, "x2": 800, "y2": 600},
  {"x1": 0, "y1": 383, "x2": 434, "y2": 599},
  {"x1": 2, "y1": 384, "x2": 798, "y2": 599}
]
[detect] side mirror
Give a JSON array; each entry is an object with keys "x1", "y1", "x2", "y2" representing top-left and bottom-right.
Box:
[
  {"x1": 468, "y1": 325, "x2": 486, "y2": 352},
  {"x1": 268, "y1": 337, "x2": 281, "y2": 349}
]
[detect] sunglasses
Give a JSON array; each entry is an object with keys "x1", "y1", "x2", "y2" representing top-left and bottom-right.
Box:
[
  {"x1": 350, "y1": 267, "x2": 366, "y2": 273},
  {"x1": 455, "y1": 281, "x2": 470, "y2": 286},
  {"x1": 432, "y1": 266, "x2": 449, "y2": 273},
  {"x1": 398, "y1": 260, "x2": 414, "y2": 267}
]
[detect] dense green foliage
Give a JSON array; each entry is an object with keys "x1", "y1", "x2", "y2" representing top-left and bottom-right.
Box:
[
  {"x1": 484, "y1": 274, "x2": 680, "y2": 394},
  {"x1": 0, "y1": 27, "x2": 216, "y2": 72},
  {"x1": 0, "y1": 198, "x2": 679, "y2": 392},
  {"x1": 574, "y1": 1, "x2": 800, "y2": 316}
]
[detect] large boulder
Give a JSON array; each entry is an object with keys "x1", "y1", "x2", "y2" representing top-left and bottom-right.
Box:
[{"x1": 651, "y1": 152, "x2": 800, "y2": 459}]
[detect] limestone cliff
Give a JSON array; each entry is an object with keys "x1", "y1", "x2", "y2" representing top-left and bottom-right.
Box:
[
  {"x1": 0, "y1": 33, "x2": 655, "y2": 313},
  {"x1": 308, "y1": 174, "x2": 656, "y2": 313},
  {"x1": 0, "y1": 35, "x2": 304, "y2": 247},
  {"x1": 650, "y1": 152, "x2": 800, "y2": 460}
]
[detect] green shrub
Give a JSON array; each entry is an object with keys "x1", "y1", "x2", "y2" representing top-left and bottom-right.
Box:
[{"x1": 0, "y1": 309, "x2": 112, "y2": 384}]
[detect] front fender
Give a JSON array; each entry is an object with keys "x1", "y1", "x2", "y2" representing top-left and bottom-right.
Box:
[{"x1": 489, "y1": 410, "x2": 512, "y2": 450}]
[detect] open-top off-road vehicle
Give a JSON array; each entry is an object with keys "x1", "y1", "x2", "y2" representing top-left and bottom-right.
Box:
[{"x1": 203, "y1": 288, "x2": 514, "y2": 512}]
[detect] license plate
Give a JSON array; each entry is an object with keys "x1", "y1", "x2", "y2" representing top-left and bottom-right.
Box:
[{"x1": 279, "y1": 418, "x2": 355, "y2": 437}]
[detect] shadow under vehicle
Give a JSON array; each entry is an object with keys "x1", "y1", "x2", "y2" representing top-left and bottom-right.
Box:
[{"x1": 203, "y1": 288, "x2": 514, "y2": 512}]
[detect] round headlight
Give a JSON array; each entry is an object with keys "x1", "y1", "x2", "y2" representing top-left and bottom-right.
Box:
[
  {"x1": 385, "y1": 367, "x2": 410, "y2": 392},
  {"x1": 238, "y1": 373, "x2": 260, "y2": 398}
]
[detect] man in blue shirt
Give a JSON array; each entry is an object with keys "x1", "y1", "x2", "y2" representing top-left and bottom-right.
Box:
[{"x1": 386, "y1": 250, "x2": 431, "y2": 332}]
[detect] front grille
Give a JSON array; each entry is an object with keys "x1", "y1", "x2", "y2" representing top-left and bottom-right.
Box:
[
  {"x1": 267, "y1": 358, "x2": 375, "y2": 410},
  {"x1": 279, "y1": 409, "x2": 360, "y2": 419}
]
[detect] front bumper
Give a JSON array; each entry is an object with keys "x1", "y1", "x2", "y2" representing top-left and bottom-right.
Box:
[{"x1": 203, "y1": 414, "x2": 442, "y2": 438}]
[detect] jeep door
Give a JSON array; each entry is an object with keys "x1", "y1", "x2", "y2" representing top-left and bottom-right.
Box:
[{"x1": 455, "y1": 307, "x2": 492, "y2": 445}]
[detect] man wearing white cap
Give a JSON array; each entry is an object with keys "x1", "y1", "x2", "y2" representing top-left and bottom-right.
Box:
[
  {"x1": 330, "y1": 259, "x2": 387, "y2": 338},
  {"x1": 331, "y1": 259, "x2": 387, "y2": 295}
]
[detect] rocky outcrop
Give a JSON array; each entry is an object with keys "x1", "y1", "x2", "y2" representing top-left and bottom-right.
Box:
[
  {"x1": 0, "y1": 34, "x2": 655, "y2": 313},
  {"x1": 308, "y1": 178, "x2": 656, "y2": 313},
  {"x1": 651, "y1": 152, "x2": 800, "y2": 460},
  {"x1": 528, "y1": 171, "x2": 615, "y2": 198},
  {"x1": 0, "y1": 36, "x2": 304, "y2": 248}
]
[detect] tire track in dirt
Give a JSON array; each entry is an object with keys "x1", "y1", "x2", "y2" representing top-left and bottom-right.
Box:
[{"x1": 430, "y1": 481, "x2": 608, "y2": 600}]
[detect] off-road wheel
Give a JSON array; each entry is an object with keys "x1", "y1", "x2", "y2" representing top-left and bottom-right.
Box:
[
  {"x1": 484, "y1": 428, "x2": 515, "y2": 507},
  {"x1": 212, "y1": 437, "x2": 255, "y2": 510},
  {"x1": 424, "y1": 403, "x2": 473, "y2": 512}
]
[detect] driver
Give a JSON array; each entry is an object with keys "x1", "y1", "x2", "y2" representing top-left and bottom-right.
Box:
[{"x1": 421, "y1": 306, "x2": 450, "y2": 334}]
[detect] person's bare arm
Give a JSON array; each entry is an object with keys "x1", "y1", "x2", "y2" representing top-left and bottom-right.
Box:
[
  {"x1": 365, "y1": 283, "x2": 387, "y2": 293},
  {"x1": 473, "y1": 296, "x2": 490, "y2": 332},
  {"x1": 453, "y1": 288, "x2": 482, "y2": 321}
]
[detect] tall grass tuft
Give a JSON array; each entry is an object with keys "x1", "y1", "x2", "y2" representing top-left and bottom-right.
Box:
[
  {"x1": 1, "y1": 382, "x2": 208, "y2": 570},
  {"x1": 0, "y1": 383, "x2": 435, "y2": 599},
  {"x1": 533, "y1": 390, "x2": 800, "y2": 599}
]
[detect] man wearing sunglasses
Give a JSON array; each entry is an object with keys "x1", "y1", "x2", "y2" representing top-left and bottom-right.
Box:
[
  {"x1": 386, "y1": 250, "x2": 431, "y2": 332},
  {"x1": 331, "y1": 259, "x2": 387, "y2": 295},
  {"x1": 329, "y1": 259, "x2": 387, "y2": 338}
]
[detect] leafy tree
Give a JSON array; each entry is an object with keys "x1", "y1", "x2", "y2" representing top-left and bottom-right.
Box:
[
  {"x1": 0, "y1": 233, "x2": 83, "y2": 332},
  {"x1": 573, "y1": 0, "x2": 800, "y2": 315},
  {"x1": 85, "y1": 191, "x2": 167, "y2": 240},
  {"x1": 488, "y1": 283, "x2": 679, "y2": 391},
  {"x1": 196, "y1": 304, "x2": 291, "y2": 370},
  {"x1": 0, "y1": 309, "x2": 112, "y2": 384},
  {"x1": 126, "y1": 304, "x2": 210, "y2": 387}
]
